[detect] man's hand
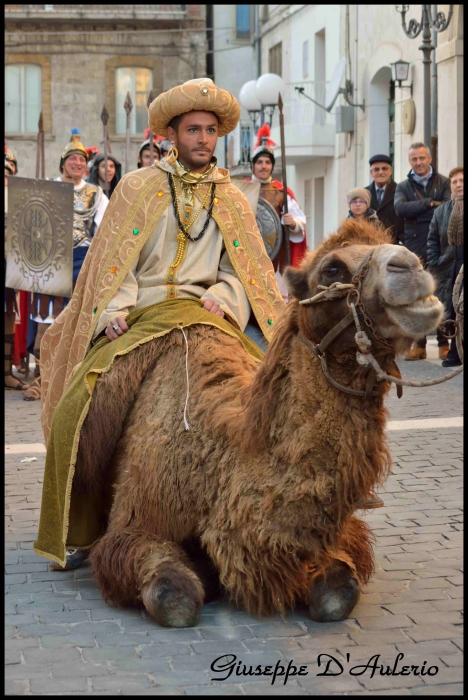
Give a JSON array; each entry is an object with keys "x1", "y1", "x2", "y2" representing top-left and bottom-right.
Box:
[
  {"x1": 282, "y1": 213, "x2": 297, "y2": 229},
  {"x1": 203, "y1": 299, "x2": 225, "y2": 318},
  {"x1": 105, "y1": 316, "x2": 129, "y2": 341}
]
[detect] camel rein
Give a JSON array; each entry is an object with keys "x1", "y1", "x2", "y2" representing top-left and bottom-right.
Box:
[{"x1": 297, "y1": 252, "x2": 464, "y2": 400}]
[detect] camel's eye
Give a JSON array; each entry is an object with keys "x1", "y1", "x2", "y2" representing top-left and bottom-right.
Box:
[{"x1": 325, "y1": 265, "x2": 339, "y2": 276}]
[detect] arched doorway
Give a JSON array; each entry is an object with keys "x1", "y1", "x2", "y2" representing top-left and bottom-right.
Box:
[{"x1": 369, "y1": 66, "x2": 394, "y2": 166}]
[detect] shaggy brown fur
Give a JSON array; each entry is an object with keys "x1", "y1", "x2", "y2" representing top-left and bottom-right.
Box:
[{"x1": 77, "y1": 218, "x2": 438, "y2": 621}]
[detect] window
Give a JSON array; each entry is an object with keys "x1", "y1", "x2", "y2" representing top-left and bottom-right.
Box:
[
  {"x1": 303, "y1": 41, "x2": 309, "y2": 79},
  {"x1": 235, "y1": 5, "x2": 251, "y2": 40},
  {"x1": 115, "y1": 67, "x2": 153, "y2": 136},
  {"x1": 5, "y1": 64, "x2": 42, "y2": 133},
  {"x1": 269, "y1": 42, "x2": 282, "y2": 77}
]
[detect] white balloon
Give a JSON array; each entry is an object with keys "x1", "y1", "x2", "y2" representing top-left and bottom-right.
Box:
[
  {"x1": 255, "y1": 73, "x2": 285, "y2": 106},
  {"x1": 239, "y1": 80, "x2": 262, "y2": 111}
]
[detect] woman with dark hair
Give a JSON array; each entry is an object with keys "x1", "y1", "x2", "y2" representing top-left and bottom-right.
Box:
[
  {"x1": 427, "y1": 166, "x2": 464, "y2": 367},
  {"x1": 87, "y1": 153, "x2": 122, "y2": 199}
]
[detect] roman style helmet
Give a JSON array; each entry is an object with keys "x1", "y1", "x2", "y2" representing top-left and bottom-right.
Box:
[
  {"x1": 60, "y1": 128, "x2": 88, "y2": 172},
  {"x1": 251, "y1": 124, "x2": 276, "y2": 167}
]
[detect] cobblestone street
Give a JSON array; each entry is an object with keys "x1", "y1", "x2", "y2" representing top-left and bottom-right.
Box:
[{"x1": 5, "y1": 339, "x2": 463, "y2": 695}]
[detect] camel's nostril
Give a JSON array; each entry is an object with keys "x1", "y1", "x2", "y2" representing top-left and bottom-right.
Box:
[{"x1": 387, "y1": 262, "x2": 412, "y2": 273}]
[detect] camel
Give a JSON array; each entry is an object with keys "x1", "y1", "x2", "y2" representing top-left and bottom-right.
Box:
[{"x1": 72, "y1": 218, "x2": 444, "y2": 627}]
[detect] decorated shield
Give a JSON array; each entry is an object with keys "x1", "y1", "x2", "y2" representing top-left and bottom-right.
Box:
[
  {"x1": 255, "y1": 196, "x2": 283, "y2": 261},
  {"x1": 5, "y1": 177, "x2": 74, "y2": 297}
]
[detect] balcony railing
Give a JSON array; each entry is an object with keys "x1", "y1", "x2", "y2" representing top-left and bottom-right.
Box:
[
  {"x1": 5, "y1": 5, "x2": 188, "y2": 19},
  {"x1": 271, "y1": 81, "x2": 334, "y2": 130}
]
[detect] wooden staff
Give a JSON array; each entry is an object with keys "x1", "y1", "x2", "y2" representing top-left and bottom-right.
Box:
[
  {"x1": 123, "y1": 91, "x2": 133, "y2": 175},
  {"x1": 278, "y1": 92, "x2": 291, "y2": 268},
  {"x1": 147, "y1": 89, "x2": 156, "y2": 166},
  {"x1": 36, "y1": 111, "x2": 44, "y2": 179},
  {"x1": 100, "y1": 104, "x2": 110, "y2": 198}
]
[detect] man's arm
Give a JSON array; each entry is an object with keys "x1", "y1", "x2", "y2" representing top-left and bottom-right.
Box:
[
  {"x1": 200, "y1": 247, "x2": 251, "y2": 331},
  {"x1": 93, "y1": 261, "x2": 139, "y2": 341},
  {"x1": 282, "y1": 194, "x2": 306, "y2": 243},
  {"x1": 394, "y1": 182, "x2": 432, "y2": 218}
]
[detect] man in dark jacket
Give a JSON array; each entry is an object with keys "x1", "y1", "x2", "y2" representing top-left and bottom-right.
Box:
[
  {"x1": 366, "y1": 154, "x2": 404, "y2": 245},
  {"x1": 394, "y1": 142, "x2": 451, "y2": 360},
  {"x1": 427, "y1": 167, "x2": 463, "y2": 367}
]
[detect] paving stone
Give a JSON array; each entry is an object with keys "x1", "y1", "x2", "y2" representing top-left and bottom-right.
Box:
[
  {"x1": 83, "y1": 647, "x2": 140, "y2": 663},
  {"x1": 185, "y1": 685, "x2": 245, "y2": 695},
  {"x1": 138, "y1": 643, "x2": 193, "y2": 657},
  {"x1": 94, "y1": 631, "x2": 152, "y2": 646},
  {"x1": 409, "y1": 683, "x2": 463, "y2": 695},
  {"x1": 30, "y1": 677, "x2": 88, "y2": 693},
  {"x1": 16, "y1": 624, "x2": 70, "y2": 637},
  {"x1": 23, "y1": 647, "x2": 82, "y2": 664},
  {"x1": 199, "y1": 626, "x2": 254, "y2": 641},
  {"x1": 50, "y1": 661, "x2": 111, "y2": 678},
  {"x1": 404, "y1": 624, "x2": 463, "y2": 643},
  {"x1": 5, "y1": 650, "x2": 21, "y2": 665}
]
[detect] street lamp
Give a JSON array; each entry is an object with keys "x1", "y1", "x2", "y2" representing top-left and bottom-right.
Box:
[
  {"x1": 395, "y1": 5, "x2": 453, "y2": 153},
  {"x1": 255, "y1": 73, "x2": 285, "y2": 126},
  {"x1": 390, "y1": 59, "x2": 412, "y2": 93},
  {"x1": 239, "y1": 80, "x2": 262, "y2": 130}
]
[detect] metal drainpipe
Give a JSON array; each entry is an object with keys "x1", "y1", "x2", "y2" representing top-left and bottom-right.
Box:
[
  {"x1": 354, "y1": 5, "x2": 359, "y2": 187},
  {"x1": 254, "y1": 5, "x2": 260, "y2": 79},
  {"x1": 431, "y1": 5, "x2": 438, "y2": 171}
]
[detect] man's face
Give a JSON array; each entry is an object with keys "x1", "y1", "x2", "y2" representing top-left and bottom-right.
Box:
[
  {"x1": 139, "y1": 149, "x2": 160, "y2": 168},
  {"x1": 349, "y1": 197, "x2": 368, "y2": 217},
  {"x1": 370, "y1": 162, "x2": 392, "y2": 187},
  {"x1": 451, "y1": 172, "x2": 464, "y2": 198},
  {"x1": 63, "y1": 153, "x2": 87, "y2": 179},
  {"x1": 409, "y1": 147, "x2": 432, "y2": 177},
  {"x1": 253, "y1": 155, "x2": 273, "y2": 180},
  {"x1": 167, "y1": 111, "x2": 218, "y2": 172}
]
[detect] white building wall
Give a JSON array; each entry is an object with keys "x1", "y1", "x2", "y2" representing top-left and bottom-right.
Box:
[
  {"x1": 212, "y1": 5, "x2": 256, "y2": 168},
  {"x1": 261, "y1": 4, "x2": 341, "y2": 247},
  {"x1": 336, "y1": 4, "x2": 463, "y2": 223}
]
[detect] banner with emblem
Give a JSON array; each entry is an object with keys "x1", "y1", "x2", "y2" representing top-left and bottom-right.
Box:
[{"x1": 5, "y1": 177, "x2": 74, "y2": 297}]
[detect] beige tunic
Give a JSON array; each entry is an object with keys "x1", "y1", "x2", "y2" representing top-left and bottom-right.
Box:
[{"x1": 94, "y1": 162, "x2": 251, "y2": 339}]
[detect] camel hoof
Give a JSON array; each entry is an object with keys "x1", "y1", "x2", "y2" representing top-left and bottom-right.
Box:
[
  {"x1": 308, "y1": 562, "x2": 360, "y2": 622},
  {"x1": 141, "y1": 568, "x2": 202, "y2": 628}
]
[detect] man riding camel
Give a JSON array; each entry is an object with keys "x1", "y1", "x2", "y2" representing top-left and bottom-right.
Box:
[{"x1": 35, "y1": 78, "x2": 285, "y2": 571}]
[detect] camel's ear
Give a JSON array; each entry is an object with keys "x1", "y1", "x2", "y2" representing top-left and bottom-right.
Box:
[{"x1": 283, "y1": 266, "x2": 310, "y2": 301}]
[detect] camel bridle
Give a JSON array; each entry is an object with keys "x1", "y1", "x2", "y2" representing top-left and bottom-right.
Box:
[{"x1": 297, "y1": 251, "x2": 463, "y2": 400}]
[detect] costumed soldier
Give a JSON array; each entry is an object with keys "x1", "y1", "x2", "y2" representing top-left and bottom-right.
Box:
[
  {"x1": 245, "y1": 124, "x2": 307, "y2": 301},
  {"x1": 23, "y1": 129, "x2": 109, "y2": 401},
  {"x1": 35, "y1": 77, "x2": 285, "y2": 571},
  {"x1": 137, "y1": 129, "x2": 161, "y2": 168},
  {"x1": 5, "y1": 150, "x2": 30, "y2": 391},
  {"x1": 365, "y1": 154, "x2": 404, "y2": 245}
]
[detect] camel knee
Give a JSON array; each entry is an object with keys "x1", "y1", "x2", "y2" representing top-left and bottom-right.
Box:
[{"x1": 308, "y1": 560, "x2": 360, "y2": 623}]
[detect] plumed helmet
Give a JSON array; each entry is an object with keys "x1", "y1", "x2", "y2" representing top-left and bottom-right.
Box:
[
  {"x1": 60, "y1": 128, "x2": 88, "y2": 172},
  {"x1": 148, "y1": 78, "x2": 240, "y2": 138},
  {"x1": 138, "y1": 128, "x2": 161, "y2": 160},
  {"x1": 251, "y1": 124, "x2": 276, "y2": 167}
]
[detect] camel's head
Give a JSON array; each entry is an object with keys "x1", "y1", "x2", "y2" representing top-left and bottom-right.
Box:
[{"x1": 284, "y1": 219, "x2": 444, "y2": 355}]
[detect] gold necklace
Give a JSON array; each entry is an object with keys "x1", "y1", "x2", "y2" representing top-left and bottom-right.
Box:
[{"x1": 170, "y1": 175, "x2": 212, "y2": 233}]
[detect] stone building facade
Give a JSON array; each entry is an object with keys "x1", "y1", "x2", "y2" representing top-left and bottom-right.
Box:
[{"x1": 5, "y1": 4, "x2": 207, "y2": 179}]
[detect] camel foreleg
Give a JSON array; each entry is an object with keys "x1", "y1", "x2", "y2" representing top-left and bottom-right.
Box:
[
  {"x1": 90, "y1": 529, "x2": 204, "y2": 628},
  {"x1": 306, "y1": 516, "x2": 374, "y2": 622}
]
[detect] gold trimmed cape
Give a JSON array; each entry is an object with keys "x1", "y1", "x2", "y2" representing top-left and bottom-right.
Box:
[{"x1": 40, "y1": 163, "x2": 285, "y2": 444}]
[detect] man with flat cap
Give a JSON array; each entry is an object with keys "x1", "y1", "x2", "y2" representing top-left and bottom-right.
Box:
[
  {"x1": 35, "y1": 78, "x2": 285, "y2": 571},
  {"x1": 365, "y1": 154, "x2": 404, "y2": 245}
]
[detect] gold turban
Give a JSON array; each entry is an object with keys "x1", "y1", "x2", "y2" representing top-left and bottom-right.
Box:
[{"x1": 148, "y1": 78, "x2": 240, "y2": 138}]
